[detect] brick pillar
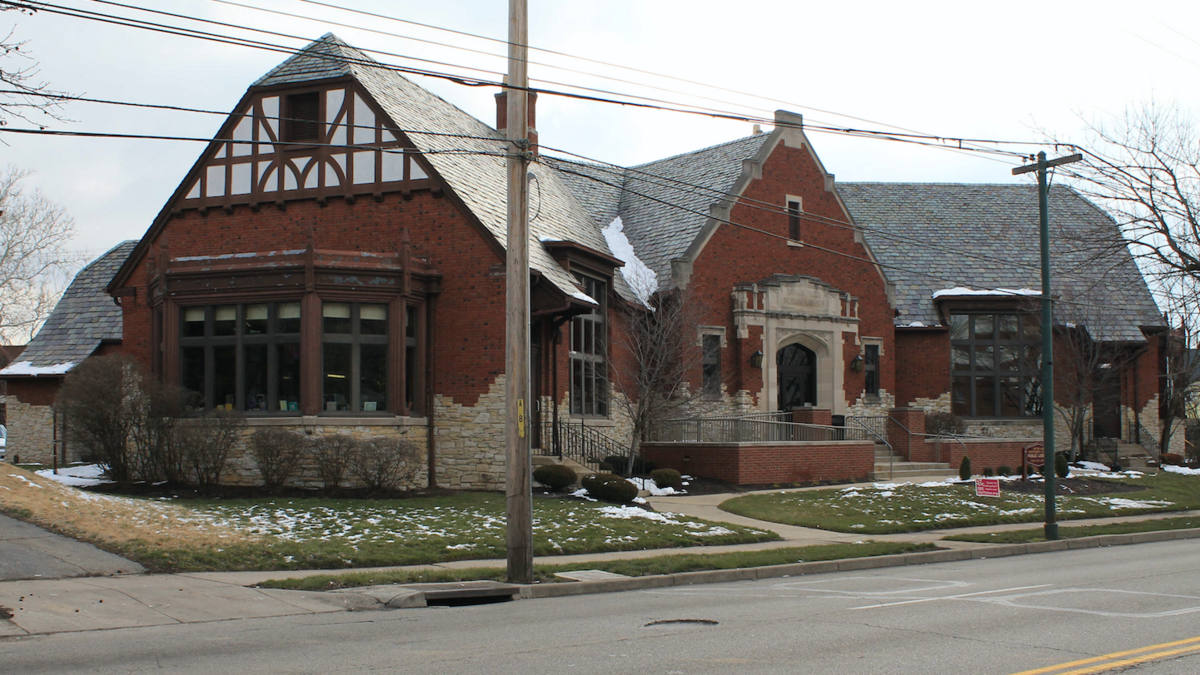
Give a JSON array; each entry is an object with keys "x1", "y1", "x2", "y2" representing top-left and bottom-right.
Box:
[
  {"x1": 888, "y1": 407, "x2": 927, "y2": 461},
  {"x1": 792, "y1": 407, "x2": 832, "y2": 426}
]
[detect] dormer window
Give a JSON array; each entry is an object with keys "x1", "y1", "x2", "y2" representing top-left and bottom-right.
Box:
[{"x1": 284, "y1": 92, "x2": 321, "y2": 143}]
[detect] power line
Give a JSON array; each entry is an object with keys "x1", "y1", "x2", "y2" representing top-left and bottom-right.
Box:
[{"x1": 11, "y1": 0, "x2": 1036, "y2": 160}]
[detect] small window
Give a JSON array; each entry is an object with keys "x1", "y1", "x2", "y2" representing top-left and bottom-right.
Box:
[
  {"x1": 702, "y1": 334, "x2": 722, "y2": 396},
  {"x1": 285, "y1": 92, "x2": 321, "y2": 143},
  {"x1": 787, "y1": 200, "x2": 802, "y2": 241},
  {"x1": 864, "y1": 344, "x2": 879, "y2": 396}
]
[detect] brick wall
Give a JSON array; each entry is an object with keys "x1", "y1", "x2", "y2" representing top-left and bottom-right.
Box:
[
  {"x1": 911, "y1": 438, "x2": 1033, "y2": 472},
  {"x1": 641, "y1": 440, "x2": 875, "y2": 485},
  {"x1": 685, "y1": 140, "x2": 895, "y2": 410},
  {"x1": 895, "y1": 329, "x2": 949, "y2": 408}
]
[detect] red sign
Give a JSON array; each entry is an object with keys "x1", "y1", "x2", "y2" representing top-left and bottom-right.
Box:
[{"x1": 975, "y1": 478, "x2": 1001, "y2": 497}]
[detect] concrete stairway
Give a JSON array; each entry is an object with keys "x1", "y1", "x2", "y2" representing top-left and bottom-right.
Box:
[
  {"x1": 532, "y1": 454, "x2": 594, "y2": 483},
  {"x1": 873, "y1": 444, "x2": 955, "y2": 481}
]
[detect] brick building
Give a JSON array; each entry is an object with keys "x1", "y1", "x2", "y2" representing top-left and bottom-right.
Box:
[{"x1": 0, "y1": 34, "x2": 1171, "y2": 482}]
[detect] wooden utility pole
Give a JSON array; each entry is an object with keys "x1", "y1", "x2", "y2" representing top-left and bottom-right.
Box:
[
  {"x1": 1013, "y1": 150, "x2": 1081, "y2": 541},
  {"x1": 504, "y1": 0, "x2": 533, "y2": 584}
]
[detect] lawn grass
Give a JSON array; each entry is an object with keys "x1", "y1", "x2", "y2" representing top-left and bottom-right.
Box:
[
  {"x1": 1, "y1": 468, "x2": 779, "y2": 573},
  {"x1": 720, "y1": 473, "x2": 1200, "y2": 534},
  {"x1": 944, "y1": 515, "x2": 1200, "y2": 544},
  {"x1": 258, "y1": 541, "x2": 939, "y2": 591}
]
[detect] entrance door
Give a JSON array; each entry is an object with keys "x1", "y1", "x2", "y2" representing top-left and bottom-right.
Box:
[
  {"x1": 1092, "y1": 367, "x2": 1121, "y2": 439},
  {"x1": 777, "y1": 344, "x2": 817, "y2": 411}
]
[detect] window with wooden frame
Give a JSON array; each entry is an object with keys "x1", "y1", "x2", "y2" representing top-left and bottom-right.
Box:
[
  {"x1": 284, "y1": 91, "x2": 321, "y2": 143},
  {"x1": 570, "y1": 274, "x2": 608, "y2": 417},
  {"x1": 322, "y1": 302, "x2": 389, "y2": 413},
  {"x1": 864, "y1": 344, "x2": 880, "y2": 397},
  {"x1": 950, "y1": 312, "x2": 1042, "y2": 418},
  {"x1": 701, "y1": 334, "x2": 722, "y2": 396},
  {"x1": 787, "y1": 199, "x2": 802, "y2": 241},
  {"x1": 180, "y1": 302, "x2": 302, "y2": 412}
]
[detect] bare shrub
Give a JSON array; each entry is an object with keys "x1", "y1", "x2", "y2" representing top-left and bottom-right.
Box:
[
  {"x1": 350, "y1": 437, "x2": 419, "y2": 492},
  {"x1": 177, "y1": 410, "x2": 246, "y2": 487},
  {"x1": 311, "y1": 433, "x2": 357, "y2": 490},
  {"x1": 925, "y1": 411, "x2": 966, "y2": 437},
  {"x1": 250, "y1": 428, "x2": 306, "y2": 489},
  {"x1": 129, "y1": 382, "x2": 191, "y2": 484},
  {"x1": 56, "y1": 355, "x2": 142, "y2": 482}
]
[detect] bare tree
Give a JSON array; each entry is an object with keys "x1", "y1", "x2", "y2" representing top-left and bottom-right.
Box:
[
  {"x1": 1050, "y1": 311, "x2": 1138, "y2": 464},
  {"x1": 0, "y1": 166, "x2": 78, "y2": 341},
  {"x1": 1156, "y1": 276, "x2": 1200, "y2": 456},
  {"x1": 1, "y1": 5, "x2": 70, "y2": 126},
  {"x1": 608, "y1": 270, "x2": 707, "y2": 476},
  {"x1": 1050, "y1": 101, "x2": 1200, "y2": 286}
]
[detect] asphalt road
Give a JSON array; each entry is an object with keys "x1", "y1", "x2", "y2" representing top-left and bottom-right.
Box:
[{"x1": 4, "y1": 539, "x2": 1200, "y2": 674}]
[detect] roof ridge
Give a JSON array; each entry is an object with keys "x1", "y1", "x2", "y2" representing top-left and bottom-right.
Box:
[
  {"x1": 251, "y1": 33, "x2": 381, "y2": 88},
  {"x1": 631, "y1": 133, "x2": 767, "y2": 170}
]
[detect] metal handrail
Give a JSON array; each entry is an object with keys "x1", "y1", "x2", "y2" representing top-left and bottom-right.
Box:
[
  {"x1": 845, "y1": 416, "x2": 896, "y2": 480},
  {"x1": 1137, "y1": 422, "x2": 1161, "y2": 460},
  {"x1": 538, "y1": 417, "x2": 614, "y2": 471}
]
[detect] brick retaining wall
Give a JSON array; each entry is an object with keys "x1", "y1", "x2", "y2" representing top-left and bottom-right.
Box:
[
  {"x1": 914, "y1": 438, "x2": 1033, "y2": 473},
  {"x1": 640, "y1": 440, "x2": 875, "y2": 485}
]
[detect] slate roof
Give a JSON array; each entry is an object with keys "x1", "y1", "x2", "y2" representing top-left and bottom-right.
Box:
[
  {"x1": 1, "y1": 241, "x2": 136, "y2": 375},
  {"x1": 254, "y1": 35, "x2": 637, "y2": 304},
  {"x1": 546, "y1": 134, "x2": 773, "y2": 292},
  {"x1": 837, "y1": 183, "x2": 1163, "y2": 341}
]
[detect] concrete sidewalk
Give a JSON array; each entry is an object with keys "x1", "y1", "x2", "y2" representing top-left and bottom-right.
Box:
[{"x1": 4, "y1": 486, "x2": 1200, "y2": 637}]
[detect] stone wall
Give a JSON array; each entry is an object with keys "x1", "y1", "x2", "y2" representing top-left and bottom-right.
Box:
[
  {"x1": 847, "y1": 389, "x2": 895, "y2": 418},
  {"x1": 4, "y1": 396, "x2": 56, "y2": 464}
]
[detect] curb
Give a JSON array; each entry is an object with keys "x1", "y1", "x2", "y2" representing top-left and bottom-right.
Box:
[{"x1": 507, "y1": 526, "x2": 1200, "y2": 600}]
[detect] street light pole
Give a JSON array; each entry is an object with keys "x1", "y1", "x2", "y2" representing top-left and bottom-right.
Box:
[
  {"x1": 1013, "y1": 150, "x2": 1081, "y2": 541},
  {"x1": 503, "y1": 0, "x2": 533, "y2": 584}
]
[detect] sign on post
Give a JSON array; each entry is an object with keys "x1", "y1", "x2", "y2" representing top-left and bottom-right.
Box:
[
  {"x1": 975, "y1": 477, "x2": 1001, "y2": 498},
  {"x1": 1023, "y1": 444, "x2": 1045, "y2": 481}
]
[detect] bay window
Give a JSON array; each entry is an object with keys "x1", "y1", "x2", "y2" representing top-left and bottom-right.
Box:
[{"x1": 950, "y1": 312, "x2": 1042, "y2": 417}]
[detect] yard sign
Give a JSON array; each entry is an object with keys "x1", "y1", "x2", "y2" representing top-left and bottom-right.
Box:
[{"x1": 975, "y1": 478, "x2": 1001, "y2": 498}]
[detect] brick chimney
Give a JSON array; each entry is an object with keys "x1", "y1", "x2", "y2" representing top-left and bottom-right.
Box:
[{"x1": 495, "y1": 89, "x2": 538, "y2": 156}]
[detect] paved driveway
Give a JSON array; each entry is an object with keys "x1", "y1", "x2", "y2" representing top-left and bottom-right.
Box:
[{"x1": 0, "y1": 514, "x2": 143, "y2": 581}]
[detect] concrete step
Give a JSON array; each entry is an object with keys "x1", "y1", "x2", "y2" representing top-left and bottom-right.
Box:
[
  {"x1": 874, "y1": 461, "x2": 950, "y2": 472},
  {"x1": 872, "y1": 470, "x2": 959, "y2": 482}
]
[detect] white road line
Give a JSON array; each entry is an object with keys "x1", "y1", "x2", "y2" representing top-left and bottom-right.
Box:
[{"x1": 848, "y1": 584, "x2": 1054, "y2": 610}]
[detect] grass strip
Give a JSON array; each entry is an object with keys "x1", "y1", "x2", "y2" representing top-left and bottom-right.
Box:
[
  {"x1": 721, "y1": 473, "x2": 1200, "y2": 534},
  {"x1": 944, "y1": 516, "x2": 1200, "y2": 544},
  {"x1": 258, "y1": 541, "x2": 938, "y2": 591}
]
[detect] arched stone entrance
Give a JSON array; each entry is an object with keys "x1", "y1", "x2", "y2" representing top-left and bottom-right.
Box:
[{"x1": 777, "y1": 343, "x2": 817, "y2": 411}]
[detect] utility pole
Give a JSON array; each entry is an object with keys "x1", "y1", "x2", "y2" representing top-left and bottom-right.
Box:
[
  {"x1": 504, "y1": 0, "x2": 533, "y2": 584},
  {"x1": 1013, "y1": 150, "x2": 1081, "y2": 541}
]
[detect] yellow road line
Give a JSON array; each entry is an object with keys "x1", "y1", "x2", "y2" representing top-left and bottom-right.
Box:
[{"x1": 1008, "y1": 635, "x2": 1200, "y2": 675}]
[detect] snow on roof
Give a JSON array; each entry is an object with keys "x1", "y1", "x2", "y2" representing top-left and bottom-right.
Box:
[
  {"x1": 931, "y1": 287, "x2": 1042, "y2": 299},
  {"x1": 602, "y1": 216, "x2": 657, "y2": 305},
  {"x1": 0, "y1": 361, "x2": 77, "y2": 377}
]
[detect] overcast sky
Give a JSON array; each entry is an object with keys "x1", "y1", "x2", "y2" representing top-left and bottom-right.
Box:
[{"x1": 5, "y1": 0, "x2": 1200, "y2": 259}]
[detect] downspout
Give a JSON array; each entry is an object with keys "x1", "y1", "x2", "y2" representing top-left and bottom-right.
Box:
[
  {"x1": 1133, "y1": 352, "x2": 1139, "y2": 444},
  {"x1": 425, "y1": 295, "x2": 437, "y2": 488}
]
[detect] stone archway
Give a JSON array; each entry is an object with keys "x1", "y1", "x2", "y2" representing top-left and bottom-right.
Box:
[{"x1": 777, "y1": 343, "x2": 817, "y2": 411}]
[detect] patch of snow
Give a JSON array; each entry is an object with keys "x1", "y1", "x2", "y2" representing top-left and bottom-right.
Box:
[
  {"x1": 570, "y1": 290, "x2": 597, "y2": 305},
  {"x1": 903, "y1": 321, "x2": 927, "y2": 327},
  {"x1": 9, "y1": 474, "x2": 44, "y2": 488},
  {"x1": 1075, "y1": 461, "x2": 1112, "y2": 472},
  {"x1": 570, "y1": 488, "x2": 597, "y2": 502},
  {"x1": 1, "y1": 361, "x2": 76, "y2": 376},
  {"x1": 602, "y1": 217, "x2": 658, "y2": 304},
  {"x1": 626, "y1": 477, "x2": 684, "y2": 496},
  {"x1": 1163, "y1": 464, "x2": 1200, "y2": 476},
  {"x1": 1085, "y1": 497, "x2": 1174, "y2": 509},
  {"x1": 932, "y1": 287, "x2": 1041, "y2": 299},
  {"x1": 36, "y1": 464, "x2": 112, "y2": 488}
]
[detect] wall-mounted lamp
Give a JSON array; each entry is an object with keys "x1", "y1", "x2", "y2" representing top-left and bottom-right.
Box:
[
  {"x1": 749, "y1": 350, "x2": 764, "y2": 369},
  {"x1": 850, "y1": 354, "x2": 864, "y2": 372}
]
